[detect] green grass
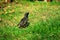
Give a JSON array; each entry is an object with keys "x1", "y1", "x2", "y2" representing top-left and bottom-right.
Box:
[{"x1": 0, "y1": 1, "x2": 60, "y2": 40}]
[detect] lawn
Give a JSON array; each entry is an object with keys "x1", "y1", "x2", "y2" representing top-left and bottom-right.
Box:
[{"x1": 0, "y1": 1, "x2": 60, "y2": 40}]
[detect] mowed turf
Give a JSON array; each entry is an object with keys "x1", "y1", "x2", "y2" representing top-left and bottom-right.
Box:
[{"x1": 0, "y1": 1, "x2": 60, "y2": 40}]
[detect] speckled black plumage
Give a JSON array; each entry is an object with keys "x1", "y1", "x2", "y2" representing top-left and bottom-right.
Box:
[{"x1": 17, "y1": 12, "x2": 29, "y2": 28}]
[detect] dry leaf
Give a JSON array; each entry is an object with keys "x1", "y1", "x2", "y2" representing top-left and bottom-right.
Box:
[{"x1": 9, "y1": 10, "x2": 15, "y2": 13}]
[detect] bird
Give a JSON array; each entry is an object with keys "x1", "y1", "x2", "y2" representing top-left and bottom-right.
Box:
[{"x1": 17, "y1": 12, "x2": 29, "y2": 28}]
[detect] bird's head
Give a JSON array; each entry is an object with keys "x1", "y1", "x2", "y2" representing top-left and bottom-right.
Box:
[{"x1": 24, "y1": 12, "x2": 29, "y2": 17}]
